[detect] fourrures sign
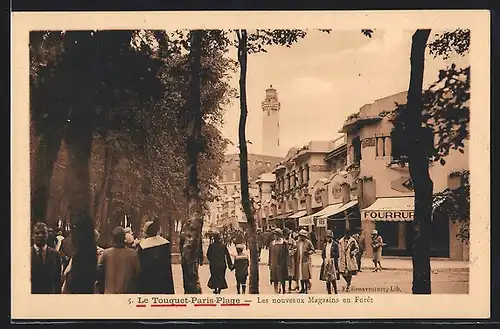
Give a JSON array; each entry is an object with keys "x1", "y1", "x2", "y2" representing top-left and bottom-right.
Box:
[{"x1": 363, "y1": 210, "x2": 414, "y2": 221}]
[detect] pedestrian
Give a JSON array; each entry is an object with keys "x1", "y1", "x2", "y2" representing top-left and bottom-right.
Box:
[
  {"x1": 47, "y1": 227, "x2": 57, "y2": 249},
  {"x1": 59, "y1": 230, "x2": 74, "y2": 272},
  {"x1": 338, "y1": 228, "x2": 359, "y2": 292},
  {"x1": 95, "y1": 226, "x2": 141, "y2": 294},
  {"x1": 62, "y1": 227, "x2": 103, "y2": 293},
  {"x1": 371, "y1": 229, "x2": 384, "y2": 272},
  {"x1": 54, "y1": 230, "x2": 65, "y2": 252},
  {"x1": 124, "y1": 227, "x2": 136, "y2": 248},
  {"x1": 95, "y1": 229, "x2": 104, "y2": 258},
  {"x1": 256, "y1": 228, "x2": 264, "y2": 259},
  {"x1": 310, "y1": 229, "x2": 317, "y2": 251},
  {"x1": 268, "y1": 228, "x2": 288, "y2": 294},
  {"x1": 232, "y1": 244, "x2": 249, "y2": 294},
  {"x1": 136, "y1": 220, "x2": 175, "y2": 294},
  {"x1": 206, "y1": 230, "x2": 233, "y2": 294},
  {"x1": 319, "y1": 230, "x2": 340, "y2": 294},
  {"x1": 352, "y1": 228, "x2": 365, "y2": 272},
  {"x1": 295, "y1": 229, "x2": 314, "y2": 294},
  {"x1": 31, "y1": 222, "x2": 62, "y2": 294},
  {"x1": 283, "y1": 228, "x2": 297, "y2": 292},
  {"x1": 61, "y1": 212, "x2": 98, "y2": 294}
]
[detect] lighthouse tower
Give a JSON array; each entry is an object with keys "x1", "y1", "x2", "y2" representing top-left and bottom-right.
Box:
[{"x1": 261, "y1": 85, "x2": 281, "y2": 156}]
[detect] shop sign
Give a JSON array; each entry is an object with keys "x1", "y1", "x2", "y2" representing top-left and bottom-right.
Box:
[
  {"x1": 363, "y1": 210, "x2": 414, "y2": 220},
  {"x1": 331, "y1": 183, "x2": 342, "y2": 199},
  {"x1": 316, "y1": 217, "x2": 327, "y2": 227},
  {"x1": 314, "y1": 188, "x2": 324, "y2": 204},
  {"x1": 299, "y1": 216, "x2": 314, "y2": 226}
]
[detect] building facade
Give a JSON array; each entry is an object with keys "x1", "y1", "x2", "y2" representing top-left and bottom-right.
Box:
[
  {"x1": 340, "y1": 91, "x2": 469, "y2": 261},
  {"x1": 256, "y1": 91, "x2": 469, "y2": 261}
]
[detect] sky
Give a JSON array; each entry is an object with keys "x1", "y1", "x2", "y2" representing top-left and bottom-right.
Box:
[{"x1": 219, "y1": 29, "x2": 469, "y2": 157}]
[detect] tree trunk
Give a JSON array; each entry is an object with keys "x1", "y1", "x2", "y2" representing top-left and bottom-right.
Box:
[
  {"x1": 236, "y1": 29, "x2": 260, "y2": 294},
  {"x1": 64, "y1": 119, "x2": 93, "y2": 221},
  {"x1": 93, "y1": 141, "x2": 112, "y2": 224},
  {"x1": 181, "y1": 30, "x2": 204, "y2": 294},
  {"x1": 405, "y1": 29, "x2": 433, "y2": 294},
  {"x1": 31, "y1": 131, "x2": 64, "y2": 225}
]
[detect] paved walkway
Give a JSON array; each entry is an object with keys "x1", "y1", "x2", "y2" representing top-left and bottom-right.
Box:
[{"x1": 222, "y1": 243, "x2": 468, "y2": 273}]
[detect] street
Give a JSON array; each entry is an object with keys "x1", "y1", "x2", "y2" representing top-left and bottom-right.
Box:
[
  {"x1": 175, "y1": 240, "x2": 469, "y2": 294},
  {"x1": 171, "y1": 263, "x2": 468, "y2": 295}
]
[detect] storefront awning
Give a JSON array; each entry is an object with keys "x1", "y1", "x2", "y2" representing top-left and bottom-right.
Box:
[
  {"x1": 361, "y1": 197, "x2": 414, "y2": 221},
  {"x1": 310, "y1": 203, "x2": 342, "y2": 219},
  {"x1": 288, "y1": 210, "x2": 307, "y2": 219},
  {"x1": 317, "y1": 200, "x2": 359, "y2": 220},
  {"x1": 271, "y1": 212, "x2": 293, "y2": 221}
]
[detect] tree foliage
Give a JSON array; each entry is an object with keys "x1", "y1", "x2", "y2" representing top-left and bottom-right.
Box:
[
  {"x1": 433, "y1": 170, "x2": 470, "y2": 242},
  {"x1": 30, "y1": 30, "x2": 234, "y2": 241}
]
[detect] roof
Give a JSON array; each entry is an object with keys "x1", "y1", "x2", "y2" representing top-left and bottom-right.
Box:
[{"x1": 339, "y1": 91, "x2": 408, "y2": 133}]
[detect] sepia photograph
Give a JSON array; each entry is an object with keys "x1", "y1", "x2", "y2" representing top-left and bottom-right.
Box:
[{"x1": 12, "y1": 11, "x2": 490, "y2": 319}]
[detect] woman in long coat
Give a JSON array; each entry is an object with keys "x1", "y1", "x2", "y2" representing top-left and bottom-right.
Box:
[
  {"x1": 136, "y1": 220, "x2": 174, "y2": 294},
  {"x1": 337, "y1": 228, "x2": 359, "y2": 292},
  {"x1": 268, "y1": 228, "x2": 289, "y2": 294},
  {"x1": 319, "y1": 230, "x2": 340, "y2": 294},
  {"x1": 206, "y1": 231, "x2": 233, "y2": 294},
  {"x1": 283, "y1": 228, "x2": 297, "y2": 292},
  {"x1": 295, "y1": 229, "x2": 315, "y2": 293}
]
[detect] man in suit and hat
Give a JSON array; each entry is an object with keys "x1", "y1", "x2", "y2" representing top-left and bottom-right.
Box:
[{"x1": 31, "y1": 222, "x2": 62, "y2": 294}]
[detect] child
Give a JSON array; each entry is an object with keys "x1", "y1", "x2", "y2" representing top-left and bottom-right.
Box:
[{"x1": 233, "y1": 244, "x2": 249, "y2": 294}]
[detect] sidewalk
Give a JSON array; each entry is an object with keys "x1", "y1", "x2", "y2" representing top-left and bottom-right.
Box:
[{"x1": 253, "y1": 248, "x2": 469, "y2": 273}]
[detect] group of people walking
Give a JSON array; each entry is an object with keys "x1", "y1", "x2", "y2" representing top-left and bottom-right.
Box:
[
  {"x1": 31, "y1": 214, "x2": 175, "y2": 295},
  {"x1": 31, "y1": 213, "x2": 384, "y2": 296}
]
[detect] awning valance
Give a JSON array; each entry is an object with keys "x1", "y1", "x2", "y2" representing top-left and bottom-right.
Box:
[
  {"x1": 299, "y1": 215, "x2": 314, "y2": 226},
  {"x1": 318, "y1": 200, "x2": 359, "y2": 220},
  {"x1": 361, "y1": 197, "x2": 414, "y2": 221},
  {"x1": 288, "y1": 210, "x2": 307, "y2": 219}
]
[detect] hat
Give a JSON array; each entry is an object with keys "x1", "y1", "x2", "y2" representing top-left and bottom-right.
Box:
[
  {"x1": 298, "y1": 229, "x2": 308, "y2": 237},
  {"x1": 372, "y1": 229, "x2": 378, "y2": 235},
  {"x1": 236, "y1": 244, "x2": 245, "y2": 251},
  {"x1": 273, "y1": 228, "x2": 283, "y2": 236},
  {"x1": 211, "y1": 229, "x2": 220, "y2": 236},
  {"x1": 283, "y1": 228, "x2": 290, "y2": 235},
  {"x1": 325, "y1": 230, "x2": 333, "y2": 237}
]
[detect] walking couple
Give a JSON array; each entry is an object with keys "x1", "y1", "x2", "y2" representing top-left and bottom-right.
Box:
[
  {"x1": 268, "y1": 228, "x2": 314, "y2": 294},
  {"x1": 320, "y1": 228, "x2": 360, "y2": 293}
]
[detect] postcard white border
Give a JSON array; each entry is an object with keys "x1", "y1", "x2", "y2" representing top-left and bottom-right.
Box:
[{"x1": 11, "y1": 10, "x2": 490, "y2": 319}]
